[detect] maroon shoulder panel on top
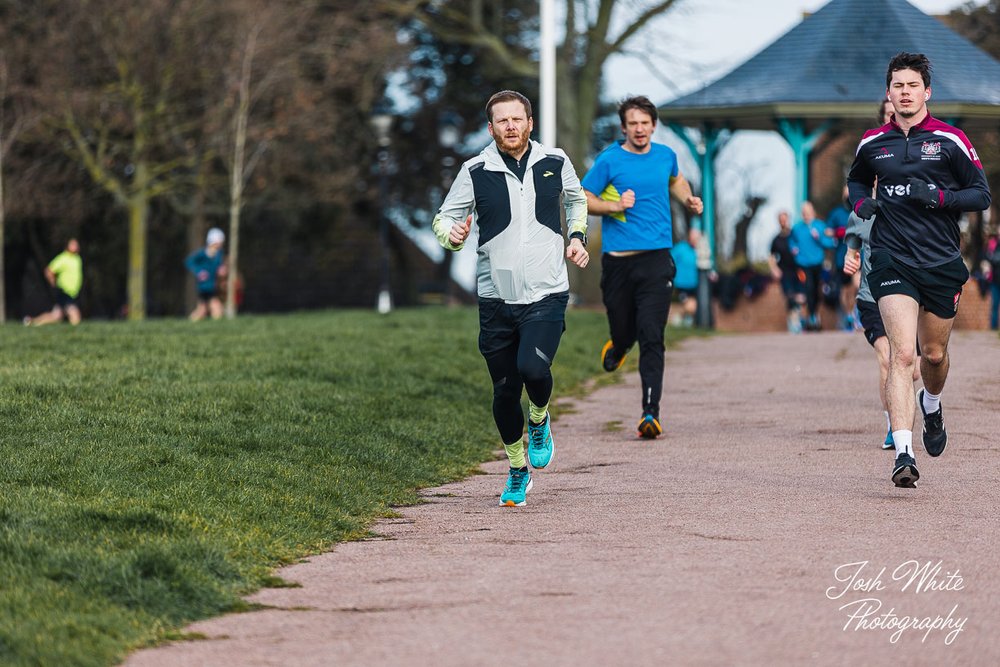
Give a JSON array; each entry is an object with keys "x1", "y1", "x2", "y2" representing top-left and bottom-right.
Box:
[{"x1": 923, "y1": 117, "x2": 983, "y2": 169}]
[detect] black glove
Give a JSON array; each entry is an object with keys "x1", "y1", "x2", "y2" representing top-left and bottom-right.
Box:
[
  {"x1": 855, "y1": 197, "x2": 879, "y2": 219},
  {"x1": 907, "y1": 177, "x2": 941, "y2": 208}
]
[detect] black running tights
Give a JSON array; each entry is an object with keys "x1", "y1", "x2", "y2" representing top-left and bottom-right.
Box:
[{"x1": 482, "y1": 319, "x2": 564, "y2": 445}]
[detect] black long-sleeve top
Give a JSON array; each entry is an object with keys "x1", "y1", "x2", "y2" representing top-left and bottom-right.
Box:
[{"x1": 847, "y1": 114, "x2": 990, "y2": 268}]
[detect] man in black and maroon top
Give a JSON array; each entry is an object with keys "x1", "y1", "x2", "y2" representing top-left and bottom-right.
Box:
[{"x1": 847, "y1": 52, "x2": 991, "y2": 489}]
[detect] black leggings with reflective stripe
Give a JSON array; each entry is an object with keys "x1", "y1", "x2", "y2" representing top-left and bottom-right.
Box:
[{"x1": 478, "y1": 294, "x2": 567, "y2": 445}]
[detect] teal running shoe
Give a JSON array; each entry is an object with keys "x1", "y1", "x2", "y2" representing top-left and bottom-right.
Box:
[
  {"x1": 882, "y1": 429, "x2": 894, "y2": 450},
  {"x1": 500, "y1": 468, "x2": 533, "y2": 507},
  {"x1": 527, "y1": 416, "x2": 554, "y2": 468}
]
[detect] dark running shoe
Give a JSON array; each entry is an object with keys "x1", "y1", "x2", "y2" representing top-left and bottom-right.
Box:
[
  {"x1": 637, "y1": 413, "x2": 662, "y2": 439},
  {"x1": 917, "y1": 388, "x2": 947, "y2": 457},
  {"x1": 891, "y1": 452, "x2": 919, "y2": 488},
  {"x1": 601, "y1": 339, "x2": 628, "y2": 372}
]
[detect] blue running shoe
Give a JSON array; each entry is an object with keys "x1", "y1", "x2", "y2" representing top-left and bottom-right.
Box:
[
  {"x1": 527, "y1": 416, "x2": 554, "y2": 468},
  {"x1": 500, "y1": 468, "x2": 532, "y2": 507},
  {"x1": 882, "y1": 429, "x2": 894, "y2": 450}
]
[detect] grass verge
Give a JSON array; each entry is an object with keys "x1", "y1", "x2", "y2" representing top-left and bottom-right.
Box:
[{"x1": 0, "y1": 307, "x2": 690, "y2": 665}]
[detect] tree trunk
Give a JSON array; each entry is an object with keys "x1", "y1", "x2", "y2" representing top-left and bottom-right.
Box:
[
  {"x1": 732, "y1": 196, "x2": 766, "y2": 263},
  {"x1": 0, "y1": 62, "x2": 6, "y2": 325},
  {"x1": 226, "y1": 176, "x2": 242, "y2": 319},
  {"x1": 186, "y1": 165, "x2": 208, "y2": 314},
  {"x1": 127, "y1": 192, "x2": 148, "y2": 321},
  {"x1": 226, "y1": 25, "x2": 257, "y2": 320},
  {"x1": 566, "y1": 71, "x2": 601, "y2": 173},
  {"x1": 557, "y1": 67, "x2": 604, "y2": 305},
  {"x1": 0, "y1": 146, "x2": 5, "y2": 325}
]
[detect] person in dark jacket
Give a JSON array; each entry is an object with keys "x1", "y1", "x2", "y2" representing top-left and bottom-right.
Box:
[
  {"x1": 985, "y1": 231, "x2": 1000, "y2": 330},
  {"x1": 848, "y1": 52, "x2": 991, "y2": 488},
  {"x1": 768, "y1": 210, "x2": 804, "y2": 333},
  {"x1": 788, "y1": 201, "x2": 835, "y2": 330}
]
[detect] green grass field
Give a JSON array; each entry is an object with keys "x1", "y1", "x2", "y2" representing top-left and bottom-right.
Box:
[{"x1": 0, "y1": 308, "x2": 688, "y2": 666}]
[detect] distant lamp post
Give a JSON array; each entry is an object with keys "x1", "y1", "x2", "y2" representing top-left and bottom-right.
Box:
[
  {"x1": 693, "y1": 216, "x2": 714, "y2": 328},
  {"x1": 370, "y1": 110, "x2": 393, "y2": 314},
  {"x1": 694, "y1": 141, "x2": 711, "y2": 329}
]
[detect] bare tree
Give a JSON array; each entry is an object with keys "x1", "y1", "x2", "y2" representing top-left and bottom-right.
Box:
[
  {"x1": 3, "y1": 0, "x2": 403, "y2": 316},
  {"x1": 225, "y1": 23, "x2": 259, "y2": 319},
  {"x1": 0, "y1": 53, "x2": 13, "y2": 324},
  {"x1": 214, "y1": 2, "x2": 297, "y2": 319},
  {"x1": 715, "y1": 157, "x2": 770, "y2": 265},
  {"x1": 45, "y1": 1, "x2": 208, "y2": 320},
  {"x1": 730, "y1": 195, "x2": 766, "y2": 266},
  {"x1": 0, "y1": 50, "x2": 40, "y2": 324},
  {"x1": 58, "y1": 69, "x2": 197, "y2": 320},
  {"x1": 387, "y1": 0, "x2": 688, "y2": 169}
]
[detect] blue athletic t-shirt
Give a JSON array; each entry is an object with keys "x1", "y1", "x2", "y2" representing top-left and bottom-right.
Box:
[
  {"x1": 788, "y1": 219, "x2": 833, "y2": 268},
  {"x1": 581, "y1": 142, "x2": 678, "y2": 253},
  {"x1": 671, "y1": 241, "x2": 698, "y2": 290}
]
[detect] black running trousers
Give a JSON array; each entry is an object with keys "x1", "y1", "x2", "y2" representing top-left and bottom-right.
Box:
[
  {"x1": 601, "y1": 249, "x2": 675, "y2": 417},
  {"x1": 478, "y1": 292, "x2": 568, "y2": 445},
  {"x1": 798, "y1": 263, "x2": 823, "y2": 316}
]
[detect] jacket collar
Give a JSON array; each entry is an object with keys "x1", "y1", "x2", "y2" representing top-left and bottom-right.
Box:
[
  {"x1": 889, "y1": 112, "x2": 933, "y2": 133},
  {"x1": 482, "y1": 139, "x2": 546, "y2": 172}
]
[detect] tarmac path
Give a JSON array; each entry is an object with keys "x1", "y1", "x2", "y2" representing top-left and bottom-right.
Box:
[{"x1": 126, "y1": 330, "x2": 1000, "y2": 666}]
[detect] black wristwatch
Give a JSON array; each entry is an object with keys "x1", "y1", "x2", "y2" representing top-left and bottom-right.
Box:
[{"x1": 570, "y1": 232, "x2": 587, "y2": 247}]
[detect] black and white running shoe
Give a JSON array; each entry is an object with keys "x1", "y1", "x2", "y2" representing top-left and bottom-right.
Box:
[
  {"x1": 891, "y1": 452, "x2": 919, "y2": 488},
  {"x1": 917, "y1": 388, "x2": 947, "y2": 457}
]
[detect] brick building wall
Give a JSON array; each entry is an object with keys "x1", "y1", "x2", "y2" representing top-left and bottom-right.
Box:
[
  {"x1": 810, "y1": 132, "x2": 859, "y2": 217},
  {"x1": 714, "y1": 278, "x2": 995, "y2": 332}
]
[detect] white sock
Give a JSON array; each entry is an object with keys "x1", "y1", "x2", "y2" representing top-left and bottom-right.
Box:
[
  {"x1": 883, "y1": 411, "x2": 891, "y2": 433},
  {"x1": 893, "y1": 430, "x2": 913, "y2": 457},
  {"x1": 922, "y1": 389, "x2": 941, "y2": 415}
]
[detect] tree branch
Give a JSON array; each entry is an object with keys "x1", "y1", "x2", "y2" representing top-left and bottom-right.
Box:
[
  {"x1": 619, "y1": 48, "x2": 683, "y2": 96},
  {"x1": 382, "y1": 0, "x2": 536, "y2": 76},
  {"x1": 609, "y1": 0, "x2": 680, "y2": 54},
  {"x1": 61, "y1": 111, "x2": 127, "y2": 204}
]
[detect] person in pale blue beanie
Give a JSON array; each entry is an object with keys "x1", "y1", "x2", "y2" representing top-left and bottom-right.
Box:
[{"x1": 185, "y1": 228, "x2": 226, "y2": 320}]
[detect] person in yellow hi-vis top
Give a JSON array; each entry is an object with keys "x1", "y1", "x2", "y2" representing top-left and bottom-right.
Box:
[{"x1": 25, "y1": 238, "x2": 83, "y2": 326}]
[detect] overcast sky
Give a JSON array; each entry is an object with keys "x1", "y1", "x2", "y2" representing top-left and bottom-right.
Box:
[{"x1": 605, "y1": 0, "x2": 988, "y2": 103}]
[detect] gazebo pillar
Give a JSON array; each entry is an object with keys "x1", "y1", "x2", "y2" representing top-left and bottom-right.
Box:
[
  {"x1": 777, "y1": 118, "x2": 833, "y2": 213},
  {"x1": 670, "y1": 123, "x2": 727, "y2": 327},
  {"x1": 668, "y1": 123, "x2": 725, "y2": 267}
]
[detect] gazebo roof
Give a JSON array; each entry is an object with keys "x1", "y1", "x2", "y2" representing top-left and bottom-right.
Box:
[{"x1": 660, "y1": 0, "x2": 1000, "y2": 131}]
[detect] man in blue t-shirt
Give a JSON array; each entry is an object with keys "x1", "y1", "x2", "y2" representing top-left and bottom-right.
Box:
[
  {"x1": 670, "y1": 227, "x2": 700, "y2": 327},
  {"x1": 788, "y1": 200, "x2": 834, "y2": 330},
  {"x1": 581, "y1": 95, "x2": 704, "y2": 439}
]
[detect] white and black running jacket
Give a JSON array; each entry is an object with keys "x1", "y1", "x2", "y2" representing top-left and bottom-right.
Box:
[{"x1": 433, "y1": 140, "x2": 588, "y2": 304}]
